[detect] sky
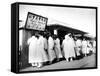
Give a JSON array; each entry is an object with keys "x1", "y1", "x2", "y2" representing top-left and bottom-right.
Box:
[{"x1": 19, "y1": 4, "x2": 96, "y2": 37}]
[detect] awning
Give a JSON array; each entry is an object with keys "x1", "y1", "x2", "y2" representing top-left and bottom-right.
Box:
[{"x1": 46, "y1": 24, "x2": 87, "y2": 35}]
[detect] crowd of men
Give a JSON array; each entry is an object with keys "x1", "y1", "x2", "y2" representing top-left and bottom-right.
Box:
[{"x1": 27, "y1": 32, "x2": 96, "y2": 68}]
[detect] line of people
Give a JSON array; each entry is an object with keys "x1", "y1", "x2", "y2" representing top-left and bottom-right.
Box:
[
  {"x1": 75, "y1": 36, "x2": 96, "y2": 58},
  {"x1": 27, "y1": 32, "x2": 96, "y2": 68}
]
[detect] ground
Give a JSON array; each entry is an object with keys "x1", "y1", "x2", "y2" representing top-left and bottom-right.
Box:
[{"x1": 20, "y1": 54, "x2": 96, "y2": 72}]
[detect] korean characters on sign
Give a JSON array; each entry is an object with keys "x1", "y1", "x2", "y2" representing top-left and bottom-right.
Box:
[{"x1": 26, "y1": 13, "x2": 47, "y2": 31}]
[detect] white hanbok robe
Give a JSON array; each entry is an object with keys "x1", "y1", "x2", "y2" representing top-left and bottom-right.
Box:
[
  {"x1": 69, "y1": 38, "x2": 76, "y2": 57},
  {"x1": 87, "y1": 41, "x2": 92, "y2": 54},
  {"x1": 62, "y1": 35, "x2": 75, "y2": 59},
  {"x1": 54, "y1": 38, "x2": 63, "y2": 58},
  {"x1": 37, "y1": 36, "x2": 48, "y2": 62},
  {"x1": 75, "y1": 39, "x2": 82, "y2": 56},
  {"x1": 62, "y1": 38, "x2": 70, "y2": 59},
  {"x1": 48, "y1": 36, "x2": 56, "y2": 61},
  {"x1": 82, "y1": 40, "x2": 87, "y2": 54},
  {"x1": 27, "y1": 36, "x2": 38, "y2": 63}
]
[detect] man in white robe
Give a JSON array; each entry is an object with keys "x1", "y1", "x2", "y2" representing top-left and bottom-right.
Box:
[
  {"x1": 54, "y1": 37, "x2": 63, "y2": 61},
  {"x1": 69, "y1": 37, "x2": 76, "y2": 61},
  {"x1": 62, "y1": 34, "x2": 70, "y2": 61},
  {"x1": 75, "y1": 38, "x2": 82, "y2": 56},
  {"x1": 27, "y1": 35, "x2": 38, "y2": 66},
  {"x1": 43, "y1": 36, "x2": 49, "y2": 64},
  {"x1": 82, "y1": 38, "x2": 87, "y2": 56},
  {"x1": 87, "y1": 40, "x2": 92, "y2": 55},
  {"x1": 62, "y1": 34, "x2": 76, "y2": 61},
  {"x1": 36, "y1": 35, "x2": 48, "y2": 68},
  {"x1": 48, "y1": 36, "x2": 56, "y2": 63}
]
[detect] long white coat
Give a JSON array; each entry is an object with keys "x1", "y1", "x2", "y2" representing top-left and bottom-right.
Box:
[
  {"x1": 69, "y1": 38, "x2": 76, "y2": 57},
  {"x1": 37, "y1": 36, "x2": 48, "y2": 62},
  {"x1": 86, "y1": 41, "x2": 92, "y2": 54},
  {"x1": 27, "y1": 36, "x2": 38, "y2": 63},
  {"x1": 62, "y1": 35, "x2": 75, "y2": 59},
  {"x1": 62, "y1": 36, "x2": 70, "y2": 59},
  {"x1": 75, "y1": 39, "x2": 82, "y2": 56},
  {"x1": 48, "y1": 36, "x2": 56, "y2": 61},
  {"x1": 82, "y1": 40, "x2": 87, "y2": 54},
  {"x1": 54, "y1": 38, "x2": 63, "y2": 58}
]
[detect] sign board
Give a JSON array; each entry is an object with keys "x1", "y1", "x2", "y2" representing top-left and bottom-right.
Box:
[
  {"x1": 54, "y1": 29, "x2": 57, "y2": 35},
  {"x1": 25, "y1": 12, "x2": 48, "y2": 31}
]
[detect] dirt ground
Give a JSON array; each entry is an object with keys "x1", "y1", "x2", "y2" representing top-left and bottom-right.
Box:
[{"x1": 20, "y1": 54, "x2": 96, "y2": 72}]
